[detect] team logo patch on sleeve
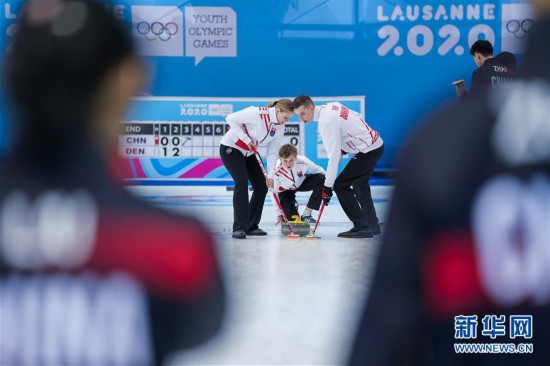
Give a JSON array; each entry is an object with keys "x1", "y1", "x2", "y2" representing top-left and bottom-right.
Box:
[
  {"x1": 270, "y1": 128, "x2": 276, "y2": 136},
  {"x1": 297, "y1": 171, "x2": 303, "y2": 178}
]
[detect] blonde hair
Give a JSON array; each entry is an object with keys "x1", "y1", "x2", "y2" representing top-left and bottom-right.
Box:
[{"x1": 266, "y1": 98, "x2": 293, "y2": 113}]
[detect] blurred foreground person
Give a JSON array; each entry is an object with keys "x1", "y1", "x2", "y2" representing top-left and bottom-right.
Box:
[
  {"x1": 0, "y1": 1, "x2": 224, "y2": 364},
  {"x1": 349, "y1": 5, "x2": 550, "y2": 366}
]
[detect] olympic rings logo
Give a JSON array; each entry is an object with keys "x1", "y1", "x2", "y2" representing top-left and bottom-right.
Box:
[
  {"x1": 506, "y1": 19, "x2": 535, "y2": 39},
  {"x1": 136, "y1": 21, "x2": 178, "y2": 41}
]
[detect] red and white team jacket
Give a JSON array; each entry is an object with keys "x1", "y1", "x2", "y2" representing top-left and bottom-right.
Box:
[
  {"x1": 315, "y1": 102, "x2": 384, "y2": 188},
  {"x1": 272, "y1": 155, "x2": 326, "y2": 216},
  {"x1": 220, "y1": 106, "x2": 285, "y2": 178}
]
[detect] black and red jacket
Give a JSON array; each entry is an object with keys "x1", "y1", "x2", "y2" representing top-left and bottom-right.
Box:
[
  {"x1": 0, "y1": 146, "x2": 225, "y2": 365},
  {"x1": 349, "y1": 19, "x2": 550, "y2": 366}
]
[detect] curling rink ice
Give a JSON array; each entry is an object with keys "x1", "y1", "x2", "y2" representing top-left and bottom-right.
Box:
[{"x1": 128, "y1": 185, "x2": 393, "y2": 365}]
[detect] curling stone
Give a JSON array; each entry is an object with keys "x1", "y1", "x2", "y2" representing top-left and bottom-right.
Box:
[{"x1": 281, "y1": 215, "x2": 311, "y2": 237}]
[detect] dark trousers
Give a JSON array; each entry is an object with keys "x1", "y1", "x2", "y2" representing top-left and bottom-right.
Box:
[
  {"x1": 334, "y1": 145, "x2": 384, "y2": 229},
  {"x1": 220, "y1": 145, "x2": 268, "y2": 232},
  {"x1": 278, "y1": 173, "x2": 325, "y2": 219}
]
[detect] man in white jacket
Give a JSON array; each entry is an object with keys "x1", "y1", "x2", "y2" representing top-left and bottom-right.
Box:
[
  {"x1": 292, "y1": 95, "x2": 384, "y2": 238},
  {"x1": 273, "y1": 144, "x2": 326, "y2": 224}
]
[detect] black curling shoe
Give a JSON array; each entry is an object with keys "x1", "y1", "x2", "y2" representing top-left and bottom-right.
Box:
[
  {"x1": 232, "y1": 230, "x2": 246, "y2": 239},
  {"x1": 247, "y1": 228, "x2": 267, "y2": 236},
  {"x1": 337, "y1": 227, "x2": 373, "y2": 238}
]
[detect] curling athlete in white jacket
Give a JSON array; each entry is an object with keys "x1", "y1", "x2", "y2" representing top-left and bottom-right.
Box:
[
  {"x1": 292, "y1": 95, "x2": 384, "y2": 238},
  {"x1": 220, "y1": 99, "x2": 293, "y2": 239},
  {"x1": 273, "y1": 144, "x2": 326, "y2": 225}
]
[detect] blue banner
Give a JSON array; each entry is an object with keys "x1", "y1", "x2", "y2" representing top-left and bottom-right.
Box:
[{"x1": 1, "y1": 0, "x2": 532, "y2": 170}]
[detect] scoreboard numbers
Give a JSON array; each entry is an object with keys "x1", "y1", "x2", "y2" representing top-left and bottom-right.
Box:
[{"x1": 120, "y1": 121, "x2": 302, "y2": 158}]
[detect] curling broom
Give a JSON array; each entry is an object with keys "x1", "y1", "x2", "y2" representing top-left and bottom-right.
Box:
[{"x1": 304, "y1": 200, "x2": 327, "y2": 241}]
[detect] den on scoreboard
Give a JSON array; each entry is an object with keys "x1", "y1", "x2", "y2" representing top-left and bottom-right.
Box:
[{"x1": 119, "y1": 121, "x2": 301, "y2": 158}]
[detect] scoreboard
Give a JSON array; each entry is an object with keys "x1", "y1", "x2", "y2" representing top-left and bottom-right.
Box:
[
  {"x1": 119, "y1": 97, "x2": 363, "y2": 184},
  {"x1": 120, "y1": 122, "x2": 228, "y2": 158},
  {"x1": 120, "y1": 121, "x2": 300, "y2": 159}
]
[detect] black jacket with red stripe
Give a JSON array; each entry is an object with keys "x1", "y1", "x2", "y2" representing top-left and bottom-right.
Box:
[
  {"x1": 0, "y1": 146, "x2": 225, "y2": 365},
  {"x1": 349, "y1": 19, "x2": 550, "y2": 366}
]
